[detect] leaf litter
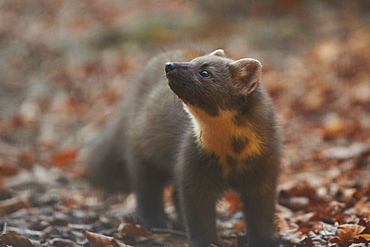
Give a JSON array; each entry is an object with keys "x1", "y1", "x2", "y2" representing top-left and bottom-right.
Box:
[{"x1": 0, "y1": 0, "x2": 369, "y2": 246}]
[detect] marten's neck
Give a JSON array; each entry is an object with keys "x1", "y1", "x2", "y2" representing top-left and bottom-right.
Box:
[{"x1": 184, "y1": 104, "x2": 264, "y2": 175}]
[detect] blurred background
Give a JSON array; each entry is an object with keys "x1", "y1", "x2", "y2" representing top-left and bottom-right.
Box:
[
  {"x1": 0, "y1": 0, "x2": 369, "y2": 246},
  {"x1": 0, "y1": 0, "x2": 368, "y2": 173}
]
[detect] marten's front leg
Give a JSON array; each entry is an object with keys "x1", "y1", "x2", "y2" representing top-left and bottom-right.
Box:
[
  {"x1": 177, "y1": 147, "x2": 222, "y2": 246},
  {"x1": 178, "y1": 172, "x2": 220, "y2": 247},
  {"x1": 238, "y1": 159, "x2": 279, "y2": 247}
]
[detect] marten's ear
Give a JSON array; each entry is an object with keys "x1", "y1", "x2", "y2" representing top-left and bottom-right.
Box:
[
  {"x1": 230, "y1": 58, "x2": 262, "y2": 94},
  {"x1": 209, "y1": 49, "x2": 226, "y2": 57}
]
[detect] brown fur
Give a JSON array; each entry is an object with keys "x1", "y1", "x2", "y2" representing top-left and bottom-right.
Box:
[{"x1": 84, "y1": 49, "x2": 281, "y2": 247}]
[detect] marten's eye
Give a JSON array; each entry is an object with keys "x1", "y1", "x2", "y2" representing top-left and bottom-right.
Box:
[{"x1": 199, "y1": 70, "x2": 210, "y2": 78}]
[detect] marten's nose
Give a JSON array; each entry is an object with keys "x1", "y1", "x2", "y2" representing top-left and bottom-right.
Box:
[{"x1": 165, "y1": 62, "x2": 176, "y2": 73}]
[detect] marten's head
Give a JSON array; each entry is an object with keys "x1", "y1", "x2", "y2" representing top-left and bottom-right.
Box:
[{"x1": 165, "y1": 49, "x2": 262, "y2": 116}]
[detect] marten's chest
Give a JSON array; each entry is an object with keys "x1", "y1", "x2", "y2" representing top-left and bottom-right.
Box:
[{"x1": 186, "y1": 105, "x2": 264, "y2": 176}]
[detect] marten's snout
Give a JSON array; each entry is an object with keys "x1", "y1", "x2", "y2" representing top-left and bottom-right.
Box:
[
  {"x1": 165, "y1": 62, "x2": 176, "y2": 73},
  {"x1": 165, "y1": 62, "x2": 188, "y2": 74}
]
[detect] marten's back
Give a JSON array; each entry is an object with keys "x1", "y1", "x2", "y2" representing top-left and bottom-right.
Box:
[
  {"x1": 83, "y1": 49, "x2": 204, "y2": 190},
  {"x1": 122, "y1": 49, "x2": 205, "y2": 171}
]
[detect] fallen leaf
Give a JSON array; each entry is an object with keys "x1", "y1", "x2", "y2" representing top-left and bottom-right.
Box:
[
  {"x1": 18, "y1": 151, "x2": 35, "y2": 169},
  {"x1": 51, "y1": 148, "x2": 79, "y2": 168},
  {"x1": 0, "y1": 197, "x2": 30, "y2": 215},
  {"x1": 277, "y1": 214, "x2": 299, "y2": 236},
  {"x1": 83, "y1": 230, "x2": 113, "y2": 247},
  {"x1": 0, "y1": 231, "x2": 42, "y2": 247},
  {"x1": 233, "y1": 221, "x2": 246, "y2": 230},
  {"x1": 118, "y1": 221, "x2": 151, "y2": 238},
  {"x1": 83, "y1": 230, "x2": 129, "y2": 247},
  {"x1": 9, "y1": 115, "x2": 35, "y2": 129},
  {"x1": 0, "y1": 164, "x2": 19, "y2": 176},
  {"x1": 322, "y1": 114, "x2": 346, "y2": 139},
  {"x1": 354, "y1": 201, "x2": 370, "y2": 218},
  {"x1": 224, "y1": 191, "x2": 242, "y2": 215},
  {"x1": 338, "y1": 224, "x2": 366, "y2": 245}
]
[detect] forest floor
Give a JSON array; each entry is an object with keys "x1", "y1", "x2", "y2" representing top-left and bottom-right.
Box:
[{"x1": 0, "y1": 0, "x2": 369, "y2": 246}]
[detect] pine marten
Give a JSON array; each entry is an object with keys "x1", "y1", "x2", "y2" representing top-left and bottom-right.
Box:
[{"x1": 83, "y1": 49, "x2": 281, "y2": 247}]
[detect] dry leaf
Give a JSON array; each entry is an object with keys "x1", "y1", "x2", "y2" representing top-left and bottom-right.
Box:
[
  {"x1": 0, "y1": 231, "x2": 42, "y2": 247},
  {"x1": 338, "y1": 224, "x2": 366, "y2": 245},
  {"x1": 119, "y1": 221, "x2": 151, "y2": 238},
  {"x1": 224, "y1": 192, "x2": 242, "y2": 215},
  {"x1": 322, "y1": 114, "x2": 346, "y2": 139},
  {"x1": 19, "y1": 151, "x2": 35, "y2": 169},
  {"x1": 354, "y1": 201, "x2": 370, "y2": 217},
  {"x1": 51, "y1": 148, "x2": 79, "y2": 168},
  {"x1": 0, "y1": 197, "x2": 30, "y2": 215},
  {"x1": 277, "y1": 215, "x2": 299, "y2": 236},
  {"x1": 83, "y1": 230, "x2": 129, "y2": 247},
  {"x1": 0, "y1": 164, "x2": 19, "y2": 176},
  {"x1": 233, "y1": 221, "x2": 246, "y2": 230},
  {"x1": 84, "y1": 230, "x2": 113, "y2": 247},
  {"x1": 9, "y1": 115, "x2": 35, "y2": 129}
]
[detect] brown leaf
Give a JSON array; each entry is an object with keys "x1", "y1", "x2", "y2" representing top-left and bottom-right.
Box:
[
  {"x1": 0, "y1": 164, "x2": 19, "y2": 176},
  {"x1": 83, "y1": 230, "x2": 129, "y2": 247},
  {"x1": 54, "y1": 95, "x2": 89, "y2": 115},
  {"x1": 279, "y1": 182, "x2": 328, "y2": 211},
  {"x1": 19, "y1": 151, "x2": 35, "y2": 169},
  {"x1": 279, "y1": 221, "x2": 305, "y2": 244},
  {"x1": 164, "y1": 186, "x2": 174, "y2": 205},
  {"x1": 329, "y1": 237, "x2": 340, "y2": 244},
  {"x1": 322, "y1": 114, "x2": 346, "y2": 139},
  {"x1": 355, "y1": 201, "x2": 370, "y2": 218},
  {"x1": 0, "y1": 164, "x2": 19, "y2": 189},
  {"x1": 0, "y1": 231, "x2": 42, "y2": 247},
  {"x1": 83, "y1": 230, "x2": 112, "y2": 247},
  {"x1": 100, "y1": 89, "x2": 121, "y2": 106},
  {"x1": 0, "y1": 197, "x2": 30, "y2": 215},
  {"x1": 277, "y1": 214, "x2": 299, "y2": 236},
  {"x1": 51, "y1": 148, "x2": 79, "y2": 168},
  {"x1": 119, "y1": 221, "x2": 151, "y2": 238},
  {"x1": 233, "y1": 221, "x2": 246, "y2": 230},
  {"x1": 9, "y1": 115, "x2": 35, "y2": 129},
  {"x1": 224, "y1": 191, "x2": 242, "y2": 215},
  {"x1": 338, "y1": 224, "x2": 366, "y2": 245}
]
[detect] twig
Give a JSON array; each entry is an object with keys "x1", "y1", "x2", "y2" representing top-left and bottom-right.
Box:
[{"x1": 150, "y1": 228, "x2": 187, "y2": 237}]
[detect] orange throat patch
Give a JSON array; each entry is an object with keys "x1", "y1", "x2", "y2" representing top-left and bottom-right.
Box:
[{"x1": 184, "y1": 104, "x2": 264, "y2": 175}]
